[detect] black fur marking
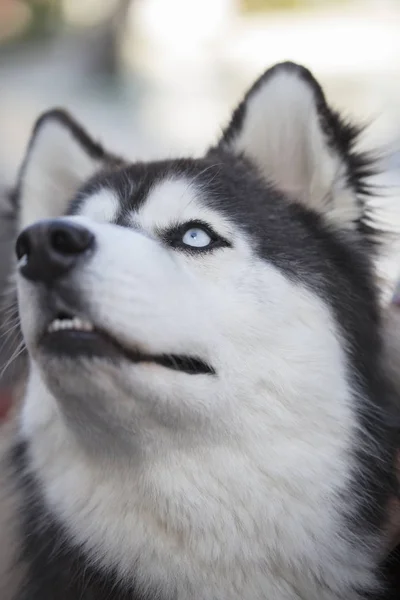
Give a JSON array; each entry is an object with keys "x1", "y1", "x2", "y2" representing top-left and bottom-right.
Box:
[{"x1": 379, "y1": 545, "x2": 400, "y2": 600}]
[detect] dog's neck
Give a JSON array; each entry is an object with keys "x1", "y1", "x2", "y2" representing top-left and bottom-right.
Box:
[{"x1": 15, "y1": 369, "x2": 381, "y2": 600}]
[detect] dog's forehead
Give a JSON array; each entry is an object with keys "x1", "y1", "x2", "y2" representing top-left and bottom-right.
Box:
[
  {"x1": 72, "y1": 157, "x2": 261, "y2": 233},
  {"x1": 76, "y1": 178, "x2": 230, "y2": 235},
  {"x1": 133, "y1": 178, "x2": 230, "y2": 232},
  {"x1": 70, "y1": 156, "x2": 358, "y2": 272},
  {"x1": 70, "y1": 157, "x2": 330, "y2": 274}
]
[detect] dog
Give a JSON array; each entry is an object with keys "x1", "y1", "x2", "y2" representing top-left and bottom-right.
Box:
[{"x1": 3, "y1": 61, "x2": 400, "y2": 599}]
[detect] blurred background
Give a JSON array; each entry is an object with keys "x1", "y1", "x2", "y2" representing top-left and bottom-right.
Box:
[
  {"x1": 0, "y1": 0, "x2": 400, "y2": 173},
  {"x1": 0, "y1": 0, "x2": 400, "y2": 177},
  {"x1": 1, "y1": 0, "x2": 400, "y2": 410}
]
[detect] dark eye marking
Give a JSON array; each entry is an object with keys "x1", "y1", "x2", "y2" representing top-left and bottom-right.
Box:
[{"x1": 160, "y1": 220, "x2": 231, "y2": 253}]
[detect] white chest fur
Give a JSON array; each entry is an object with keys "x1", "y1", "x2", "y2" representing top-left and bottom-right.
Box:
[{"x1": 21, "y1": 367, "x2": 377, "y2": 600}]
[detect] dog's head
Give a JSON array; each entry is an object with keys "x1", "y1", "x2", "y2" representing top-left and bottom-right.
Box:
[
  {"x1": 10, "y1": 62, "x2": 396, "y2": 596},
  {"x1": 15, "y1": 59, "x2": 387, "y2": 467}
]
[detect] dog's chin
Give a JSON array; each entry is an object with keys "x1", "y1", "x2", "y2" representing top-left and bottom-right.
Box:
[{"x1": 36, "y1": 316, "x2": 215, "y2": 377}]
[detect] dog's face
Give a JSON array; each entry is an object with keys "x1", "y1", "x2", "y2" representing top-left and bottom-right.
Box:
[
  {"x1": 16, "y1": 64, "x2": 377, "y2": 456},
  {"x1": 11, "y1": 63, "x2": 394, "y2": 598},
  {"x1": 18, "y1": 159, "x2": 360, "y2": 453}
]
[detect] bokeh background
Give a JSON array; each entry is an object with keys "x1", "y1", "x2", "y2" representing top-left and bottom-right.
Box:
[
  {"x1": 1, "y1": 0, "x2": 400, "y2": 403},
  {"x1": 1, "y1": 0, "x2": 400, "y2": 180}
]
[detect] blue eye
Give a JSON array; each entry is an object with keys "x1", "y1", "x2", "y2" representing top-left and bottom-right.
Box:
[
  {"x1": 182, "y1": 227, "x2": 212, "y2": 248},
  {"x1": 165, "y1": 221, "x2": 231, "y2": 253}
]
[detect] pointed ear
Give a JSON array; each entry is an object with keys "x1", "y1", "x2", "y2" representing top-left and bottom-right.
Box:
[
  {"x1": 216, "y1": 62, "x2": 374, "y2": 230},
  {"x1": 16, "y1": 109, "x2": 121, "y2": 230}
]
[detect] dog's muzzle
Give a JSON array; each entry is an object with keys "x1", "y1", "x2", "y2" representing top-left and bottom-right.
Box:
[{"x1": 16, "y1": 219, "x2": 215, "y2": 377}]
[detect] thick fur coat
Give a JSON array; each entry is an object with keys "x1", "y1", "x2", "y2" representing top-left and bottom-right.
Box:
[{"x1": 1, "y1": 62, "x2": 400, "y2": 599}]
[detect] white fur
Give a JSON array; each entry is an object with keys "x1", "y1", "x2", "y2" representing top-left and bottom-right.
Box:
[
  {"x1": 17, "y1": 179, "x2": 376, "y2": 599},
  {"x1": 19, "y1": 117, "x2": 103, "y2": 231},
  {"x1": 79, "y1": 188, "x2": 119, "y2": 224},
  {"x1": 222, "y1": 70, "x2": 361, "y2": 228}
]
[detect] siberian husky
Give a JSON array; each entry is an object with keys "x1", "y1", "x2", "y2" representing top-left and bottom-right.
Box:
[{"x1": 2, "y1": 61, "x2": 400, "y2": 599}]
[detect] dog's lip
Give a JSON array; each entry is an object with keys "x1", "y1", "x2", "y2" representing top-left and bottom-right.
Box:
[{"x1": 40, "y1": 314, "x2": 215, "y2": 376}]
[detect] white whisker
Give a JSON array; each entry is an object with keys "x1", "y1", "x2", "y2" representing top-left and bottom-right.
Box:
[{"x1": 0, "y1": 339, "x2": 26, "y2": 379}]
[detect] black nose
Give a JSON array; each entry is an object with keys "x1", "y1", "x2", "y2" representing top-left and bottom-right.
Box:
[{"x1": 16, "y1": 220, "x2": 95, "y2": 284}]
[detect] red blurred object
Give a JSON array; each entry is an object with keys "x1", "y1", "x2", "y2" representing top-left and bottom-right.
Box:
[{"x1": 0, "y1": 389, "x2": 13, "y2": 422}]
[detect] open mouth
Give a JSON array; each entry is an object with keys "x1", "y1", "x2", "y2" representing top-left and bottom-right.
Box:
[{"x1": 41, "y1": 313, "x2": 215, "y2": 376}]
